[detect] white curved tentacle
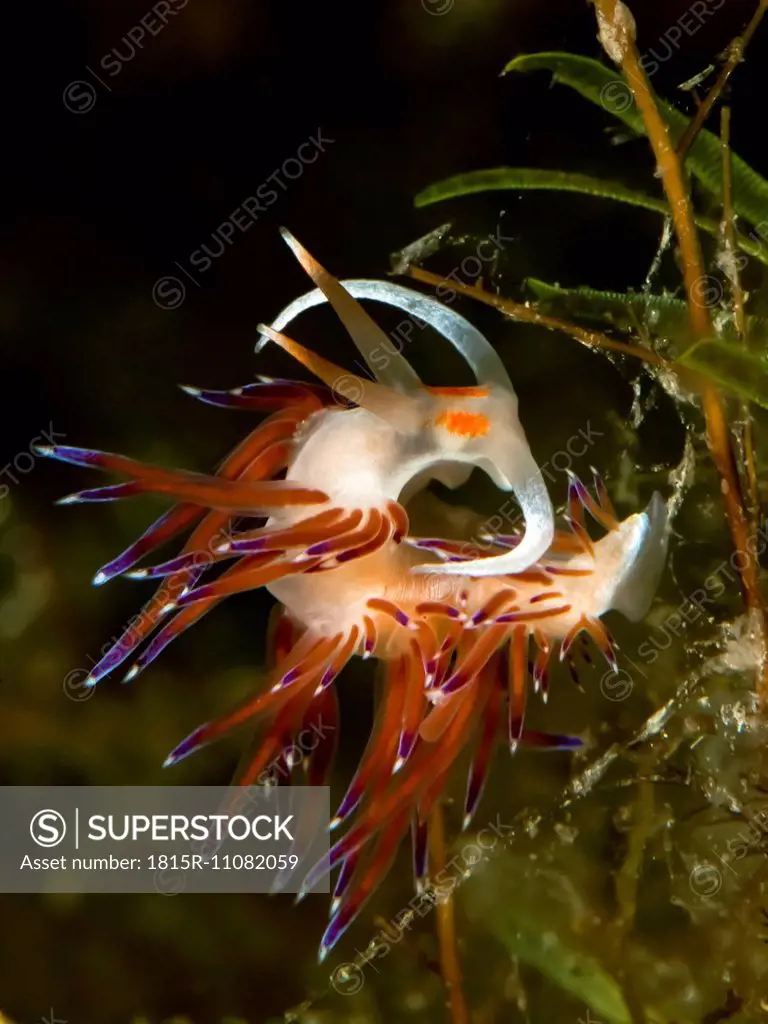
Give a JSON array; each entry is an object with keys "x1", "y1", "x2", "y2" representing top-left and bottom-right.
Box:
[
  {"x1": 256, "y1": 280, "x2": 511, "y2": 389},
  {"x1": 413, "y1": 451, "x2": 555, "y2": 577}
]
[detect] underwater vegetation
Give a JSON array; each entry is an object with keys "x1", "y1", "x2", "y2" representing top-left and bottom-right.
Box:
[{"x1": 9, "y1": 0, "x2": 768, "y2": 1022}]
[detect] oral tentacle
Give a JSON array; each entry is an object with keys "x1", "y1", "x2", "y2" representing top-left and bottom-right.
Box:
[
  {"x1": 276, "y1": 229, "x2": 423, "y2": 395},
  {"x1": 414, "y1": 452, "x2": 554, "y2": 578},
  {"x1": 257, "y1": 277, "x2": 512, "y2": 389},
  {"x1": 258, "y1": 324, "x2": 421, "y2": 431}
]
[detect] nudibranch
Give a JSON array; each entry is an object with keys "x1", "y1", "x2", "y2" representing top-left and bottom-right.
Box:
[{"x1": 38, "y1": 230, "x2": 669, "y2": 959}]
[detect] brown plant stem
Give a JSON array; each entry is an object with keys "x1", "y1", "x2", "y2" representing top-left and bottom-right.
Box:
[
  {"x1": 429, "y1": 803, "x2": 470, "y2": 1024},
  {"x1": 676, "y1": 0, "x2": 768, "y2": 159},
  {"x1": 406, "y1": 267, "x2": 726, "y2": 403},
  {"x1": 405, "y1": 266, "x2": 670, "y2": 369},
  {"x1": 721, "y1": 105, "x2": 760, "y2": 533},
  {"x1": 593, "y1": 0, "x2": 768, "y2": 698},
  {"x1": 720, "y1": 109, "x2": 748, "y2": 340}
]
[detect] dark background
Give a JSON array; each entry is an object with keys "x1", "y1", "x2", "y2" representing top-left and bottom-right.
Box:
[{"x1": 2, "y1": 1, "x2": 767, "y2": 1021}]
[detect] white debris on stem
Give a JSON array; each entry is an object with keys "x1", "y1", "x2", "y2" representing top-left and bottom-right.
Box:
[{"x1": 596, "y1": 0, "x2": 637, "y2": 64}]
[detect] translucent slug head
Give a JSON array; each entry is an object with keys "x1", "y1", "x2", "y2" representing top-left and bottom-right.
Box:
[{"x1": 257, "y1": 230, "x2": 555, "y2": 577}]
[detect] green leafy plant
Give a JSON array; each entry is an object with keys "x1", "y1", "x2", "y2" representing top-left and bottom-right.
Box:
[
  {"x1": 415, "y1": 51, "x2": 768, "y2": 405},
  {"x1": 402, "y1": 12, "x2": 768, "y2": 1020}
]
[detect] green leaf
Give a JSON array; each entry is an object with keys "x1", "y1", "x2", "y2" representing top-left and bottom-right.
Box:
[
  {"x1": 460, "y1": 855, "x2": 632, "y2": 1024},
  {"x1": 414, "y1": 167, "x2": 768, "y2": 266},
  {"x1": 525, "y1": 280, "x2": 768, "y2": 344},
  {"x1": 503, "y1": 52, "x2": 768, "y2": 232},
  {"x1": 502, "y1": 926, "x2": 632, "y2": 1024},
  {"x1": 678, "y1": 338, "x2": 768, "y2": 408},
  {"x1": 415, "y1": 167, "x2": 669, "y2": 214},
  {"x1": 525, "y1": 278, "x2": 691, "y2": 335}
]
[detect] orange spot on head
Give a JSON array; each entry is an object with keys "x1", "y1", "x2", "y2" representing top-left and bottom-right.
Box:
[
  {"x1": 433, "y1": 409, "x2": 490, "y2": 438},
  {"x1": 427, "y1": 386, "x2": 490, "y2": 398}
]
